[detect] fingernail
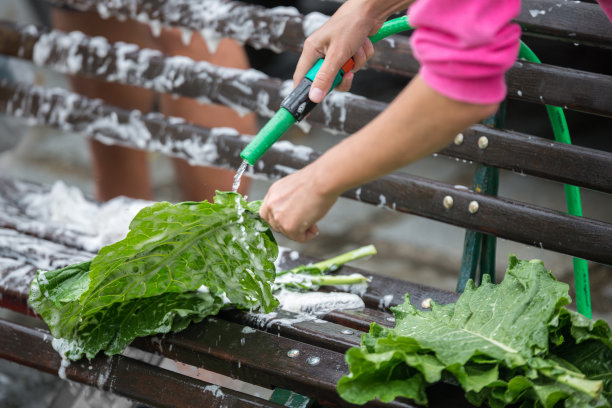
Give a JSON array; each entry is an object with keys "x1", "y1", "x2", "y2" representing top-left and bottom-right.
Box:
[{"x1": 309, "y1": 87, "x2": 324, "y2": 103}]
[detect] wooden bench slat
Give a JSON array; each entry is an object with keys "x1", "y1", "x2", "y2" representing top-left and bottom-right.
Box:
[
  {"x1": 323, "y1": 309, "x2": 394, "y2": 333},
  {"x1": 219, "y1": 308, "x2": 363, "y2": 354},
  {"x1": 444, "y1": 125, "x2": 612, "y2": 195},
  {"x1": 517, "y1": 0, "x2": 612, "y2": 48},
  {"x1": 132, "y1": 316, "x2": 423, "y2": 408},
  {"x1": 2, "y1": 18, "x2": 612, "y2": 118},
  {"x1": 0, "y1": 317, "x2": 282, "y2": 408},
  {"x1": 3, "y1": 62, "x2": 612, "y2": 195},
  {"x1": 44, "y1": 0, "x2": 612, "y2": 49}
]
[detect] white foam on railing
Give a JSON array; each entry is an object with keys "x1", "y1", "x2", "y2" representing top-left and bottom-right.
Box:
[{"x1": 22, "y1": 181, "x2": 151, "y2": 252}]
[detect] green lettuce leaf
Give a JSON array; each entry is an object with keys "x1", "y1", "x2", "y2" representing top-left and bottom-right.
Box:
[
  {"x1": 29, "y1": 191, "x2": 279, "y2": 360},
  {"x1": 30, "y1": 264, "x2": 225, "y2": 360},
  {"x1": 338, "y1": 255, "x2": 611, "y2": 407}
]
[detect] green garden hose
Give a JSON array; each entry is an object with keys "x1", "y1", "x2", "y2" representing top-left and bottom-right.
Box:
[{"x1": 518, "y1": 43, "x2": 591, "y2": 318}]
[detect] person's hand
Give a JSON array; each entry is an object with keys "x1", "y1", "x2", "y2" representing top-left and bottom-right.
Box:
[
  {"x1": 295, "y1": 0, "x2": 388, "y2": 102},
  {"x1": 259, "y1": 166, "x2": 339, "y2": 242}
]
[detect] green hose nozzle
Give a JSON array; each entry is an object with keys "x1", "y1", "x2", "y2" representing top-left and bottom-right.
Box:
[{"x1": 240, "y1": 108, "x2": 296, "y2": 165}]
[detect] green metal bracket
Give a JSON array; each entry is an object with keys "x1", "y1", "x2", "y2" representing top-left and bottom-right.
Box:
[
  {"x1": 457, "y1": 102, "x2": 505, "y2": 292},
  {"x1": 270, "y1": 388, "x2": 318, "y2": 408}
]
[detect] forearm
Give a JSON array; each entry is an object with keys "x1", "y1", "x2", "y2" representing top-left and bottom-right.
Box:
[
  {"x1": 309, "y1": 75, "x2": 498, "y2": 196},
  {"x1": 360, "y1": 0, "x2": 415, "y2": 20}
]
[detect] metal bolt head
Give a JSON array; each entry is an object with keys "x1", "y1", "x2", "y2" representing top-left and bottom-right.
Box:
[
  {"x1": 307, "y1": 356, "x2": 321, "y2": 366},
  {"x1": 341, "y1": 329, "x2": 354, "y2": 335},
  {"x1": 421, "y1": 297, "x2": 432, "y2": 309},
  {"x1": 287, "y1": 349, "x2": 300, "y2": 358},
  {"x1": 478, "y1": 136, "x2": 489, "y2": 149},
  {"x1": 468, "y1": 200, "x2": 479, "y2": 214},
  {"x1": 442, "y1": 195, "x2": 454, "y2": 210},
  {"x1": 454, "y1": 133, "x2": 464, "y2": 145}
]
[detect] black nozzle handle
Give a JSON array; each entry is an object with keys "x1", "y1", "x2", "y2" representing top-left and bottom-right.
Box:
[{"x1": 280, "y1": 78, "x2": 318, "y2": 122}]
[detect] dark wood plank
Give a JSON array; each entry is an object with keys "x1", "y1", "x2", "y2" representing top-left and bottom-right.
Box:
[
  {"x1": 132, "y1": 316, "x2": 423, "y2": 408},
  {"x1": 505, "y1": 60, "x2": 612, "y2": 117},
  {"x1": 2, "y1": 56, "x2": 611, "y2": 194},
  {"x1": 219, "y1": 308, "x2": 363, "y2": 354},
  {"x1": 517, "y1": 0, "x2": 612, "y2": 48},
  {"x1": 344, "y1": 174, "x2": 612, "y2": 265},
  {"x1": 0, "y1": 317, "x2": 283, "y2": 408},
  {"x1": 324, "y1": 309, "x2": 395, "y2": 333},
  {"x1": 441, "y1": 125, "x2": 612, "y2": 194},
  {"x1": 2, "y1": 18, "x2": 612, "y2": 118},
  {"x1": 45, "y1": 0, "x2": 612, "y2": 49}
]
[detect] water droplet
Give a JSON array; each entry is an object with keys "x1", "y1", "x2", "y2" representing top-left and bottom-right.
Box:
[
  {"x1": 341, "y1": 329, "x2": 354, "y2": 335},
  {"x1": 287, "y1": 349, "x2": 300, "y2": 358},
  {"x1": 307, "y1": 356, "x2": 321, "y2": 366},
  {"x1": 421, "y1": 297, "x2": 433, "y2": 309}
]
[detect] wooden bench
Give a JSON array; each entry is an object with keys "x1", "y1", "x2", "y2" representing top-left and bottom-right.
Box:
[{"x1": 1, "y1": 0, "x2": 611, "y2": 407}]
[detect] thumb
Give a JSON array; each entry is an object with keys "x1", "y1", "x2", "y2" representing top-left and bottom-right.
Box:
[{"x1": 303, "y1": 224, "x2": 320, "y2": 241}]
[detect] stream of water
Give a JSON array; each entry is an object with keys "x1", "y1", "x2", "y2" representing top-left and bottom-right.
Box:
[{"x1": 232, "y1": 159, "x2": 249, "y2": 192}]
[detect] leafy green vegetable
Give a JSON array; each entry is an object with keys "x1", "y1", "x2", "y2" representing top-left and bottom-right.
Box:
[
  {"x1": 29, "y1": 192, "x2": 278, "y2": 360},
  {"x1": 338, "y1": 255, "x2": 611, "y2": 408}
]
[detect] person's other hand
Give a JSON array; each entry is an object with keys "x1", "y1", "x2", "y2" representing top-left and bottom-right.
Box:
[
  {"x1": 259, "y1": 166, "x2": 338, "y2": 242},
  {"x1": 295, "y1": 0, "x2": 385, "y2": 102}
]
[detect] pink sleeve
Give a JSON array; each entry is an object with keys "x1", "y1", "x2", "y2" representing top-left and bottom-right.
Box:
[
  {"x1": 408, "y1": 0, "x2": 522, "y2": 104},
  {"x1": 598, "y1": 0, "x2": 612, "y2": 21}
]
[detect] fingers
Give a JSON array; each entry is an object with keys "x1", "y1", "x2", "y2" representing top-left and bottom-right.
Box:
[
  {"x1": 303, "y1": 224, "x2": 319, "y2": 241},
  {"x1": 363, "y1": 39, "x2": 375, "y2": 62},
  {"x1": 308, "y1": 49, "x2": 350, "y2": 103},
  {"x1": 335, "y1": 71, "x2": 354, "y2": 93},
  {"x1": 297, "y1": 39, "x2": 375, "y2": 100},
  {"x1": 352, "y1": 44, "x2": 368, "y2": 72},
  {"x1": 259, "y1": 204, "x2": 318, "y2": 243},
  {"x1": 293, "y1": 37, "x2": 324, "y2": 87}
]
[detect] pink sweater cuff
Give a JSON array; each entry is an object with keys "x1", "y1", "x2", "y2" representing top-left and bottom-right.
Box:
[
  {"x1": 419, "y1": 66, "x2": 508, "y2": 104},
  {"x1": 409, "y1": 0, "x2": 521, "y2": 105},
  {"x1": 598, "y1": 0, "x2": 612, "y2": 21}
]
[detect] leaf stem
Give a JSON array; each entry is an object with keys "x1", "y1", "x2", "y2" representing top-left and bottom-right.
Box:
[
  {"x1": 311, "y1": 273, "x2": 370, "y2": 286},
  {"x1": 308, "y1": 245, "x2": 377, "y2": 273}
]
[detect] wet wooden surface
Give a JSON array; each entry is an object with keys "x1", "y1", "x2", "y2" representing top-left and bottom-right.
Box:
[{"x1": 0, "y1": 317, "x2": 286, "y2": 408}]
